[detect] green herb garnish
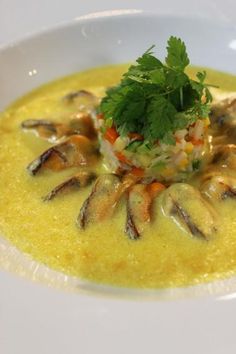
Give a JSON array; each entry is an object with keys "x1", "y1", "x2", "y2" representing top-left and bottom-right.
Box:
[
  {"x1": 99, "y1": 36, "x2": 212, "y2": 145},
  {"x1": 125, "y1": 140, "x2": 143, "y2": 152},
  {"x1": 192, "y1": 159, "x2": 201, "y2": 171}
]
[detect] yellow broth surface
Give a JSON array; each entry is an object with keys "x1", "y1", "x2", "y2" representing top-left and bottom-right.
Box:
[{"x1": 0, "y1": 65, "x2": 236, "y2": 289}]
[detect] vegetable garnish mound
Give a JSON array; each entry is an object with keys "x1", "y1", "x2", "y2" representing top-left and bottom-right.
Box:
[{"x1": 98, "y1": 37, "x2": 212, "y2": 181}]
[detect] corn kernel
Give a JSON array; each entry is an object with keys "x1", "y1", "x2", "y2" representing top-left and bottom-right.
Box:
[
  {"x1": 204, "y1": 117, "x2": 210, "y2": 127},
  {"x1": 162, "y1": 167, "x2": 175, "y2": 177},
  {"x1": 185, "y1": 142, "x2": 194, "y2": 154},
  {"x1": 179, "y1": 158, "x2": 188, "y2": 168}
]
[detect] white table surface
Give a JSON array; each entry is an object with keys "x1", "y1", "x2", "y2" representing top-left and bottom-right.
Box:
[{"x1": 1, "y1": 1, "x2": 236, "y2": 354}]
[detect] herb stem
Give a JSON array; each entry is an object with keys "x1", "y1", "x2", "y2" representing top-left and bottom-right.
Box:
[{"x1": 180, "y1": 87, "x2": 183, "y2": 109}]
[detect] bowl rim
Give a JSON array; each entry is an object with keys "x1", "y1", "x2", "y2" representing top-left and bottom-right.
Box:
[{"x1": 1, "y1": 9, "x2": 236, "y2": 52}]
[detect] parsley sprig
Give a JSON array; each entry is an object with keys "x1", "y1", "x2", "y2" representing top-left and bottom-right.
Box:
[{"x1": 99, "y1": 36, "x2": 212, "y2": 145}]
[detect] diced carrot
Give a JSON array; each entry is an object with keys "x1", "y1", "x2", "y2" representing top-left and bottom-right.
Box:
[
  {"x1": 97, "y1": 113, "x2": 104, "y2": 120},
  {"x1": 104, "y1": 127, "x2": 119, "y2": 144},
  {"x1": 130, "y1": 167, "x2": 145, "y2": 177},
  {"x1": 175, "y1": 137, "x2": 181, "y2": 143},
  {"x1": 191, "y1": 138, "x2": 204, "y2": 146},
  {"x1": 147, "y1": 182, "x2": 166, "y2": 198},
  {"x1": 115, "y1": 151, "x2": 131, "y2": 164},
  {"x1": 128, "y1": 132, "x2": 144, "y2": 141}
]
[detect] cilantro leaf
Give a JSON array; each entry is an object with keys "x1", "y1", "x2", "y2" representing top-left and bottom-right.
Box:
[
  {"x1": 144, "y1": 96, "x2": 177, "y2": 142},
  {"x1": 165, "y1": 70, "x2": 188, "y2": 89},
  {"x1": 166, "y1": 36, "x2": 190, "y2": 70},
  {"x1": 149, "y1": 69, "x2": 165, "y2": 85},
  {"x1": 100, "y1": 84, "x2": 147, "y2": 136},
  {"x1": 136, "y1": 45, "x2": 163, "y2": 69},
  {"x1": 161, "y1": 131, "x2": 176, "y2": 145},
  {"x1": 196, "y1": 71, "x2": 207, "y2": 83}
]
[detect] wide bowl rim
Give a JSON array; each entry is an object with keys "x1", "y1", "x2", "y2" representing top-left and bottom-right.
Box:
[{"x1": 1, "y1": 9, "x2": 236, "y2": 52}]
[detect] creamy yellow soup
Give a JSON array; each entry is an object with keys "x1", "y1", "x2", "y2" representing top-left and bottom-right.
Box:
[{"x1": 1, "y1": 65, "x2": 236, "y2": 289}]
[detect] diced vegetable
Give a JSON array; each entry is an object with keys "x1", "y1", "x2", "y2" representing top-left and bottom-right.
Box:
[
  {"x1": 130, "y1": 167, "x2": 145, "y2": 177},
  {"x1": 104, "y1": 127, "x2": 119, "y2": 144}
]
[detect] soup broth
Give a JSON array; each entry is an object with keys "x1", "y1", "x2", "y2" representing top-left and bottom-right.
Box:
[{"x1": 0, "y1": 65, "x2": 236, "y2": 288}]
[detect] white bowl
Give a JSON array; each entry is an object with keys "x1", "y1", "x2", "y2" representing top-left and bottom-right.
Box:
[
  {"x1": 2, "y1": 12, "x2": 236, "y2": 354},
  {"x1": 1, "y1": 12, "x2": 236, "y2": 299}
]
